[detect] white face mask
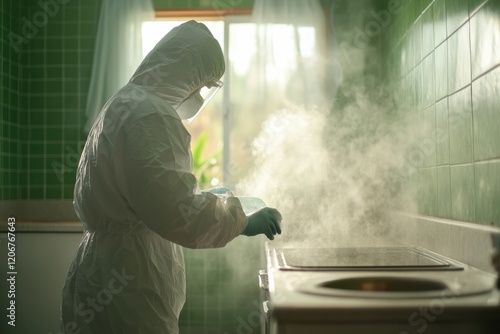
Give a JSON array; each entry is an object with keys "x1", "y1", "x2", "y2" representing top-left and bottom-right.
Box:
[
  {"x1": 175, "y1": 79, "x2": 223, "y2": 123},
  {"x1": 176, "y1": 92, "x2": 204, "y2": 121}
]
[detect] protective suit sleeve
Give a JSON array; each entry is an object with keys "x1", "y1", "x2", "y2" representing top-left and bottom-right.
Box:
[{"x1": 114, "y1": 112, "x2": 248, "y2": 249}]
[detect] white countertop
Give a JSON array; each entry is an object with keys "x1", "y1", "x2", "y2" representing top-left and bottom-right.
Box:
[{"x1": 264, "y1": 242, "x2": 500, "y2": 323}]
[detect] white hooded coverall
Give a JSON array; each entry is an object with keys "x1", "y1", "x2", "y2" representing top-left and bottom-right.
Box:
[{"x1": 61, "y1": 21, "x2": 248, "y2": 334}]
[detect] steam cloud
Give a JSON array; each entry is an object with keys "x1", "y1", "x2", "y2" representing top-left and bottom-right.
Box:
[{"x1": 237, "y1": 86, "x2": 416, "y2": 248}]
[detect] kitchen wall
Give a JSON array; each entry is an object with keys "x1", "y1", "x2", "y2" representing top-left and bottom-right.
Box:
[
  {"x1": 0, "y1": 0, "x2": 22, "y2": 200},
  {"x1": 0, "y1": 0, "x2": 99, "y2": 201},
  {"x1": 382, "y1": 0, "x2": 500, "y2": 226}
]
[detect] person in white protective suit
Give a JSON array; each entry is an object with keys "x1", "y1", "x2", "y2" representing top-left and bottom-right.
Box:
[{"x1": 61, "y1": 20, "x2": 282, "y2": 334}]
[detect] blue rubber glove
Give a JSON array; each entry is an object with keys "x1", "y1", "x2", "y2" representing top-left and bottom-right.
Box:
[
  {"x1": 202, "y1": 187, "x2": 231, "y2": 195},
  {"x1": 242, "y1": 207, "x2": 282, "y2": 240}
]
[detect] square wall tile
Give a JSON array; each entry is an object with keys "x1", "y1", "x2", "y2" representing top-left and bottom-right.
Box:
[
  {"x1": 422, "y1": 53, "x2": 435, "y2": 108},
  {"x1": 435, "y1": 98, "x2": 450, "y2": 165},
  {"x1": 475, "y1": 161, "x2": 500, "y2": 226},
  {"x1": 470, "y1": 0, "x2": 500, "y2": 79},
  {"x1": 422, "y1": 105, "x2": 436, "y2": 167},
  {"x1": 447, "y1": 23, "x2": 471, "y2": 94},
  {"x1": 417, "y1": 167, "x2": 438, "y2": 216},
  {"x1": 437, "y1": 166, "x2": 451, "y2": 217},
  {"x1": 414, "y1": 63, "x2": 423, "y2": 111},
  {"x1": 421, "y1": 6, "x2": 434, "y2": 57},
  {"x1": 472, "y1": 66, "x2": 500, "y2": 161},
  {"x1": 413, "y1": 18, "x2": 423, "y2": 65},
  {"x1": 469, "y1": 0, "x2": 489, "y2": 16},
  {"x1": 446, "y1": 0, "x2": 469, "y2": 35},
  {"x1": 450, "y1": 164, "x2": 476, "y2": 222},
  {"x1": 448, "y1": 86, "x2": 473, "y2": 164},
  {"x1": 434, "y1": 40, "x2": 448, "y2": 101}
]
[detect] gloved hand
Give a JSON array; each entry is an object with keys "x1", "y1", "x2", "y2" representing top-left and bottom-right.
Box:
[
  {"x1": 242, "y1": 207, "x2": 282, "y2": 240},
  {"x1": 202, "y1": 187, "x2": 232, "y2": 195}
]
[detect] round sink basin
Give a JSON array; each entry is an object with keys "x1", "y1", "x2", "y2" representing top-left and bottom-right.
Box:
[
  {"x1": 304, "y1": 276, "x2": 454, "y2": 299},
  {"x1": 320, "y1": 276, "x2": 447, "y2": 293}
]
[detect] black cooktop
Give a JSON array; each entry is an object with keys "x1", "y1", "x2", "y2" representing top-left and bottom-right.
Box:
[{"x1": 275, "y1": 247, "x2": 462, "y2": 271}]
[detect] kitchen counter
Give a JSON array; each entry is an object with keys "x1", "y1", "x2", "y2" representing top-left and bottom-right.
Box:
[{"x1": 263, "y1": 239, "x2": 500, "y2": 334}]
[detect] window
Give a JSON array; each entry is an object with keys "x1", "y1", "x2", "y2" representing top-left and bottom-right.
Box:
[{"x1": 142, "y1": 17, "x2": 317, "y2": 189}]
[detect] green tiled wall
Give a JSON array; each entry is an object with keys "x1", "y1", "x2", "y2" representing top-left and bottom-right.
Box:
[
  {"x1": 22, "y1": 0, "x2": 99, "y2": 200},
  {"x1": 1, "y1": 0, "x2": 100, "y2": 200},
  {"x1": 384, "y1": 0, "x2": 500, "y2": 226},
  {"x1": 1, "y1": 0, "x2": 22, "y2": 200}
]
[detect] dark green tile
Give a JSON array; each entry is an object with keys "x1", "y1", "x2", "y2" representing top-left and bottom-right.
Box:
[
  {"x1": 45, "y1": 80, "x2": 63, "y2": 94},
  {"x1": 29, "y1": 37, "x2": 45, "y2": 51},
  {"x1": 45, "y1": 186, "x2": 62, "y2": 199},
  {"x1": 19, "y1": 171, "x2": 27, "y2": 186},
  {"x1": 46, "y1": 51, "x2": 63, "y2": 65},
  {"x1": 49, "y1": 157, "x2": 65, "y2": 184},
  {"x1": 46, "y1": 142, "x2": 62, "y2": 155},
  {"x1": 29, "y1": 96, "x2": 45, "y2": 108},
  {"x1": 64, "y1": 127, "x2": 79, "y2": 141},
  {"x1": 30, "y1": 80, "x2": 48, "y2": 95},
  {"x1": 29, "y1": 186, "x2": 44, "y2": 199},
  {"x1": 46, "y1": 169, "x2": 62, "y2": 186},
  {"x1": 29, "y1": 66, "x2": 45, "y2": 78},
  {"x1": 63, "y1": 37, "x2": 79, "y2": 50},
  {"x1": 46, "y1": 127, "x2": 62, "y2": 141},
  {"x1": 9, "y1": 141, "x2": 18, "y2": 155},
  {"x1": 0, "y1": 155, "x2": 7, "y2": 171},
  {"x1": 46, "y1": 66, "x2": 63, "y2": 79},
  {"x1": 447, "y1": 23, "x2": 471, "y2": 94},
  {"x1": 448, "y1": 86, "x2": 473, "y2": 164},
  {"x1": 63, "y1": 81, "x2": 78, "y2": 94},
  {"x1": 30, "y1": 142, "x2": 45, "y2": 155},
  {"x1": 475, "y1": 161, "x2": 500, "y2": 226},
  {"x1": 46, "y1": 37, "x2": 63, "y2": 50},
  {"x1": 29, "y1": 127, "x2": 44, "y2": 140},
  {"x1": 20, "y1": 186, "x2": 28, "y2": 199},
  {"x1": 30, "y1": 171, "x2": 45, "y2": 185},
  {"x1": 64, "y1": 111, "x2": 78, "y2": 126},
  {"x1": 472, "y1": 66, "x2": 500, "y2": 160},
  {"x1": 450, "y1": 164, "x2": 476, "y2": 222},
  {"x1": 80, "y1": 22, "x2": 99, "y2": 39},
  {"x1": 435, "y1": 98, "x2": 450, "y2": 165},
  {"x1": 63, "y1": 170, "x2": 77, "y2": 185},
  {"x1": 470, "y1": 0, "x2": 500, "y2": 79},
  {"x1": 45, "y1": 21, "x2": 63, "y2": 37},
  {"x1": 80, "y1": 6, "x2": 99, "y2": 21},
  {"x1": 79, "y1": 37, "x2": 94, "y2": 50},
  {"x1": 46, "y1": 111, "x2": 63, "y2": 125},
  {"x1": 64, "y1": 66, "x2": 79, "y2": 78},
  {"x1": 5, "y1": 172, "x2": 16, "y2": 186},
  {"x1": 79, "y1": 50, "x2": 94, "y2": 65},
  {"x1": 63, "y1": 185, "x2": 74, "y2": 199},
  {"x1": 30, "y1": 156, "x2": 45, "y2": 170},
  {"x1": 64, "y1": 51, "x2": 79, "y2": 64},
  {"x1": 446, "y1": 0, "x2": 469, "y2": 35},
  {"x1": 30, "y1": 112, "x2": 45, "y2": 126},
  {"x1": 64, "y1": 22, "x2": 79, "y2": 36}
]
